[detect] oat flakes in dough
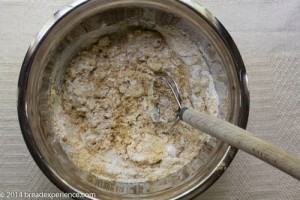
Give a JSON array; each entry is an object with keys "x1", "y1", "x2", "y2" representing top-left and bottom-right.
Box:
[{"x1": 53, "y1": 29, "x2": 221, "y2": 182}]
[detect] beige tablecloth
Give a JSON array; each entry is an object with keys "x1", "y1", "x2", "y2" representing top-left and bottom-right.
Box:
[{"x1": 0, "y1": 0, "x2": 299, "y2": 199}]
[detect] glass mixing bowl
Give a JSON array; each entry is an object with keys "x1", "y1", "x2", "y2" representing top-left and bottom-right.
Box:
[{"x1": 18, "y1": 0, "x2": 249, "y2": 199}]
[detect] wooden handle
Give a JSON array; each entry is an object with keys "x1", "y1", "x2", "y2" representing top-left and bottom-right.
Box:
[{"x1": 179, "y1": 108, "x2": 300, "y2": 180}]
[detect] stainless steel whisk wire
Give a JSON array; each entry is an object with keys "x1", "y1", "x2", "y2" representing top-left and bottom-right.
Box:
[
  {"x1": 157, "y1": 70, "x2": 183, "y2": 111},
  {"x1": 156, "y1": 70, "x2": 184, "y2": 130}
]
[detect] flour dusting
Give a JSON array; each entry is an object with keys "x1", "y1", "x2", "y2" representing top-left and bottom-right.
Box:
[{"x1": 51, "y1": 27, "x2": 228, "y2": 183}]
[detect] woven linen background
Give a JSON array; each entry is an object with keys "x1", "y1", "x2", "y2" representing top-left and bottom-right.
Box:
[{"x1": 0, "y1": 0, "x2": 299, "y2": 199}]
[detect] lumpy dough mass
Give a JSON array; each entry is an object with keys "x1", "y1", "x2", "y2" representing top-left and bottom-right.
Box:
[{"x1": 53, "y1": 28, "x2": 221, "y2": 182}]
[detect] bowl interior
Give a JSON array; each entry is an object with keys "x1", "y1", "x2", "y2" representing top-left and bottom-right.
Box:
[{"x1": 21, "y1": 0, "x2": 246, "y2": 199}]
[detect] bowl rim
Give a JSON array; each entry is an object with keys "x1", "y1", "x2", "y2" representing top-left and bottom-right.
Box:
[{"x1": 17, "y1": 0, "x2": 250, "y2": 199}]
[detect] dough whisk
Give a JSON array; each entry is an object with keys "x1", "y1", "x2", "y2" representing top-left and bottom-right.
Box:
[{"x1": 158, "y1": 70, "x2": 300, "y2": 180}]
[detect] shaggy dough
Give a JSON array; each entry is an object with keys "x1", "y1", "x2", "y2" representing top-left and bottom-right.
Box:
[{"x1": 52, "y1": 28, "x2": 222, "y2": 182}]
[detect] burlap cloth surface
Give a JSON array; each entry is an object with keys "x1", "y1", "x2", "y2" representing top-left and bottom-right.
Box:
[{"x1": 0, "y1": 0, "x2": 299, "y2": 199}]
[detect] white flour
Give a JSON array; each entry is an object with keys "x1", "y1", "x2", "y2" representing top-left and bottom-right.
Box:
[{"x1": 51, "y1": 27, "x2": 227, "y2": 182}]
